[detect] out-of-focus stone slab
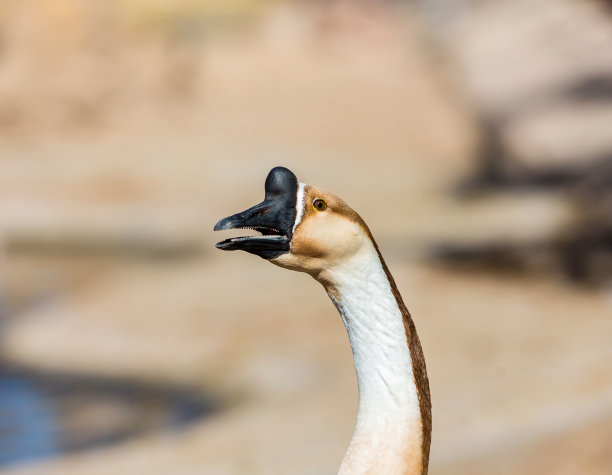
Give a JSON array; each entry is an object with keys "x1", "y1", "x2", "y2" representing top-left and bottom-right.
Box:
[{"x1": 435, "y1": 0, "x2": 612, "y2": 167}]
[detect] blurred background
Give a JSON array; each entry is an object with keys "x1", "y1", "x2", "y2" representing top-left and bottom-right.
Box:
[{"x1": 0, "y1": 0, "x2": 611, "y2": 473}]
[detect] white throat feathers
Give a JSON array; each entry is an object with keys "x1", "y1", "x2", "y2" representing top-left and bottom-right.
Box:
[{"x1": 326, "y1": 238, "x2": 425, "y2": 474}]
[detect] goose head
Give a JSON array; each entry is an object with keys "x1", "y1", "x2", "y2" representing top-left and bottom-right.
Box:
[{"x1": 214, "y1": 166, "x2": 368, "y2": 278}]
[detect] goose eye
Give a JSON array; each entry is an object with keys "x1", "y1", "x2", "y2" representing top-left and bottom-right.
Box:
[{"x1": 313, "y1": 199, "x2": 327, "y2": 211}]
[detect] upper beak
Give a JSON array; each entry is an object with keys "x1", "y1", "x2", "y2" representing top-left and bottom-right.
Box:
[{"x1": 214, "y1": 201, "x2": 271, "y2": 232}]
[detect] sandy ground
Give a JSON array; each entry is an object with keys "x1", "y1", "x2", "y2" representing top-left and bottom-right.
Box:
[
  {"x1": 1, "y1": 1, "x2": 611, "y2": 474},
  {"x1": 3, "y1": 254, "x2": 612, "y2": 474}
]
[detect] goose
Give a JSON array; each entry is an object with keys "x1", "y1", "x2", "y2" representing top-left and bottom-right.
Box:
[{"x1": 214, "y1": 166, "x2": 431, "y2": 474}]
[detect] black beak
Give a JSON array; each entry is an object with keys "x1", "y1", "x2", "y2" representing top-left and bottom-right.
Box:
[{"x1": 214, "y1": 167, "x2": 299, "y2": 259}]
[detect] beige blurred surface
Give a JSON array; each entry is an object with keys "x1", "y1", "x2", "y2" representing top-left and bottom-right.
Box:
[{"x1": 1, "y1": 1, "x2": 611, "y2": 474}]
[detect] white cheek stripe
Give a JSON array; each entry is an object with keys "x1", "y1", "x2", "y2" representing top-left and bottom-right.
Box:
[{"x1": 292, "y1": 182, "x2": 306, "y2": 234}]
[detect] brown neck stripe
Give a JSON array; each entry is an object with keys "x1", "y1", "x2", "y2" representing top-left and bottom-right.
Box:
[{"x1": 372, "y1": 239, "x2": 432, "y2": 474}]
